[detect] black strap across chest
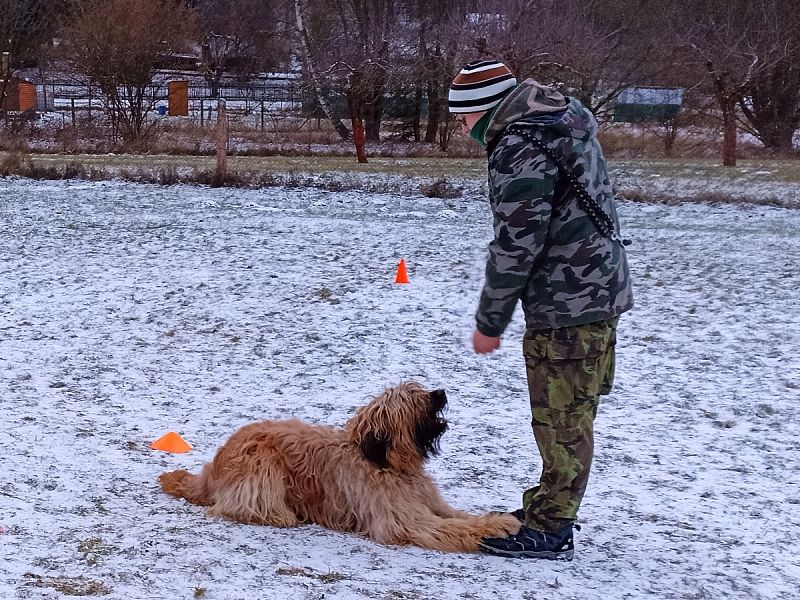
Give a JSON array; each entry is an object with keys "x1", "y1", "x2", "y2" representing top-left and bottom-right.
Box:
[{"x1": 492, "y1": 125, "x2": 624, "y2": 243}]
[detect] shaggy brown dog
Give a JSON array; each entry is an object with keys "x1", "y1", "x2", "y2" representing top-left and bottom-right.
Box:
[{"x1": 159, "y1": 382, "x2": 520, "y2": 552}]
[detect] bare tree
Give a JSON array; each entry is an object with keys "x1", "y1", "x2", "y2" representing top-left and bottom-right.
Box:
[
  {"x1": 195, "y1": 0, "x2": 291, "y2": 98},
  {"x1": 467, "y1": 0, "x2": 660, "y2": 121},
  {"x1": 741, "y1": 61, "x2": 800, "y2": 152},
  {"x1": 675, "y1": 0, "x2": 794, "y2": 165},
  {"x1": 408, "y1": 0, "x2": 473, "y2": 147},
  {"x1": 640, "y1": 91, "x2": 716, "y2": 157},
  {"x1": 294, "y1": 0, "x2": 400, "y2": 159},
  {"x1": 0, "y1": 0, "x2": 53, "y2": 119},
  {"x1": 327, "y1": 0, "x2": 397, "y2": 144},
  {"x1": 63, "y1": 0, "x2": 197, "y2": 148},
  {"x1": 199, "y1": 33, "x2": 241, "y2": 99},
  {"x1": 735, "y1": 0, "x2": 800, "y2": 151},
  {"x1": 294, "y1": 0, "x2": 351, "y2": 140}
]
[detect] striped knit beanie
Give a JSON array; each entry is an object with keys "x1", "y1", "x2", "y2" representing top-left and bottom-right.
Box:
[{"x1": 448, "y1": 60, "x2": 517, "y2": 113}]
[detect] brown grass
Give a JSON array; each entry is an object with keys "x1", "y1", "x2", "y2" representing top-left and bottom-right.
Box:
[
  {"x1": 0, "y1": 151, "x2": 25, "y2": 175},
  {"x1": 24, "y1": 573, "x2": 112, "y2": 596}
]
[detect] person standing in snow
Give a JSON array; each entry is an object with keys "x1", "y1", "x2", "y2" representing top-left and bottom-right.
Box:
[{"x1": 449, "y1": 60, "x2": 633, "y2": 560}]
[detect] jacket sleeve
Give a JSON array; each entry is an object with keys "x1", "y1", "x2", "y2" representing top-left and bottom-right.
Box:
[{"x1": 475, "y1": 142, "x2": 556, "y2": 337}]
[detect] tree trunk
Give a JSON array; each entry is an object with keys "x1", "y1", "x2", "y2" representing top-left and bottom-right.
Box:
[
  {"x1": 412, "y1": 85, "x2": 422, "y2": 142},
  {"x1": 425, "y1": 83, "x2": 441, "y2": 144},
  {"x1": 352, "y1": 116, "x2": 367, "y2": 163},
  {"x1": 721, "y1": 100, "x2": 737, "y2": 167},
  {"x1": 413, "y1": 20, "x2": 427, "y2": 144},
  {"x1": 214, "y1": 98, "x2": 229, "y2": 186},
  {"x1": 425, "y1": 48, "x2": 450, "y2": 144},
  {"x1": 706, "y1": 61, "x2": 741, "y2": 167},
  {"x1": 208, "y1": 74, "x2": 221, "y2": 99},
  {"x1": 438, "y1": 119, "x2": 451, "y2": 152},
  {"x1": 0, "y1": 78, "x2": 9, "y2": 122},
  {"x1": 361, "y1": 60, "x2": 386, "y2": 143},
  {"x1": 0, "y1": 53, "x2": 11, "y2": 122},
  {"x1": 294, "y1": 0, "x2": 350, "y2": 141},
  {"x1": 347, "y1": 87, "x2": 368, "y2": 163},
  {"x1": 363, "y1": 89, "x2": 383, "y2": 142}
]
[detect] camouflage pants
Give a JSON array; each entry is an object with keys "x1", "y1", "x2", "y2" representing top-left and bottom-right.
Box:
[{"x1": 521, "y1": 318, "x2": 618, "y2": 532}]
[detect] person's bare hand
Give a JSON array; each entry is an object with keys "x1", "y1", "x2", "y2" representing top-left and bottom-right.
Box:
[{"x1": 472, "y1": 330, "x2": 501, "y2": 354}]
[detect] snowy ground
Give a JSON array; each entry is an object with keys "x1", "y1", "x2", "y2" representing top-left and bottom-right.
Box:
[{"x1": 1, "y1": 178, "x2": 799, "y2": 599}]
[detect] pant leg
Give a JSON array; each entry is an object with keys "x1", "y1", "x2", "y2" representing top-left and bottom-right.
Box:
[
  {"x1": 600, "y1": 324, "x2": 617, "y2": 396},
  {"x1": 521, "y1": 318, "x2": 617, "y2": 532}
]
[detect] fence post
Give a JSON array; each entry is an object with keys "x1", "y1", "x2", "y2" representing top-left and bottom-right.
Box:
[
  {"x1": 200, "y1": 99, "x2": 204, "y2": 126},
  {"x1": 214, "y1": 98, "x2": 228, "y2": 187},
  {"x1": 261, "y1": 101, "x2": 265, "y2": 131},
  {"x1": 71, "y1": 99, "x2": 76, "y2": 126}
]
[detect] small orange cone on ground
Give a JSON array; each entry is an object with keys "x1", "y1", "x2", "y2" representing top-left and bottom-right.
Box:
[
  {"x1": 151, "y1": 431, "x2": 192, "y2": 453},
  {"x1": 395, "y1": 258, "x2": 410, "y2": 284}
]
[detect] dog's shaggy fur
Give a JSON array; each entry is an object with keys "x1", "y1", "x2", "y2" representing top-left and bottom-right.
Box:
[{"x1": 159, "y1": 382, "x2": 520, "y2": 552}]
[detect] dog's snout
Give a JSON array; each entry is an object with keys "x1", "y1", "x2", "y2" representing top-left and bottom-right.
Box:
[{"x1": 430, "y1": 389, "x2": 447, "y2": 407}]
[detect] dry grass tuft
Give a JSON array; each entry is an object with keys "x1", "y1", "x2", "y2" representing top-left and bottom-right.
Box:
[{"x1": 25, "y1": 572, "x2": 112, "y2": 596}]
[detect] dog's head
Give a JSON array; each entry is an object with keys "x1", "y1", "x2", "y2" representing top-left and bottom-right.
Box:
[{"x1": 346, "y1": 381, "x2": 448, "y2": 472}]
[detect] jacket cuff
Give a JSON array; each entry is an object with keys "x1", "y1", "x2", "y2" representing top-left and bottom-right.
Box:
[{"x1": 476, "y1": 320, "x2": 505, "y2": 338}]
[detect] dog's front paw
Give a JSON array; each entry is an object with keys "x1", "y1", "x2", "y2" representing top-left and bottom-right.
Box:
[{"x1": 481, "y1": 512, "x2": 522, "y2": 537}]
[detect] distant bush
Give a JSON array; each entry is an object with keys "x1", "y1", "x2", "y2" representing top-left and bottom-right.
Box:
[
  {"x1": 0, "y1": 152, "x2": 25, "y2": 176},
  {"x1": 420, "y1": 177, "x2": 463, "y2": 199}
]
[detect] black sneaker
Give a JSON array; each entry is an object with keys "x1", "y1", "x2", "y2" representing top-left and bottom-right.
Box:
[{"x1": 479, "y1": 522, "x2": 578, "y2": 560}]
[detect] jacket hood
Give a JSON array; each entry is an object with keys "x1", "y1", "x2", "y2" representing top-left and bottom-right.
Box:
[{"x1": 483, "y1": 78, "x2": 596, "y2": 145}]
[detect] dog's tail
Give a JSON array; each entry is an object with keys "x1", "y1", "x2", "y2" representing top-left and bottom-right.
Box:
[{"x1": 159, "y1": 469, "x2": 212, "y2": 506}]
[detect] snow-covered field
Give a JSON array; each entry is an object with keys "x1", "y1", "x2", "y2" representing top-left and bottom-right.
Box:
[{"x1": 1, "y1": 178, "x2": 799, "y2": 599}]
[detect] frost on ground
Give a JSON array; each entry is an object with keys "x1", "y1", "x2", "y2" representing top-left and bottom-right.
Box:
[{"x1": 1, "y1": 179, "x2": 798, "y2": 600}]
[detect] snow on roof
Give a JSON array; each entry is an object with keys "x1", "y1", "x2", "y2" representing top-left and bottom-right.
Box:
[{"x1": 616, "y1": 87, "x2": 684, "y2": 106}]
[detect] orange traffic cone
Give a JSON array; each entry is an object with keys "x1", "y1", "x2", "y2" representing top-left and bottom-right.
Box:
[
  {"x1": 151, "y1": 431, "x2": 192, "y2": 453},
  {"x1": 395, "y1": 258, "x2": 410, "y2": 284}
]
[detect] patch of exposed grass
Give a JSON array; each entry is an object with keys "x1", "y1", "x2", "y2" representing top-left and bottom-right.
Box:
[
  {"x1": 78, "y1": 536, "x2": 117, "y2": 566},
  {"x1": 313, "y1": 287, "x2": 340, "y2": 304},
  {"x1": 420, "y1": 177, "x2": 464, "y2": 198},
  {"x1": 275, "y1": 566, "x2": 349, "y2": 583},
  {"x1": 16, "y1": 153, "x2": 486, "y2": 180},
  {"x1": 0, "y1": 155, "x2": 459, "y2": 195},
  {"x1": 756, "y1": 403, "x2": 776, "y2": 417},
  {"x1": 25, "y1": 572, "x2": 112, "y2": 596},
  {"x1": 15, "y1": 153, "x2": 800, "y2": 183}
]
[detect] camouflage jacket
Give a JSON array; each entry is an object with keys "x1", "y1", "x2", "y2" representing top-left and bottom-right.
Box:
[{"x1": 475, "y1": 79, "x2": 633, "y2": 336}]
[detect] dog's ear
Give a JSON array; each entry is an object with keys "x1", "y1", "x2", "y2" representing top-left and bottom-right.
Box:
[{"x1": 360, "y1": 432, "x2": 390, "y2": 468}]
